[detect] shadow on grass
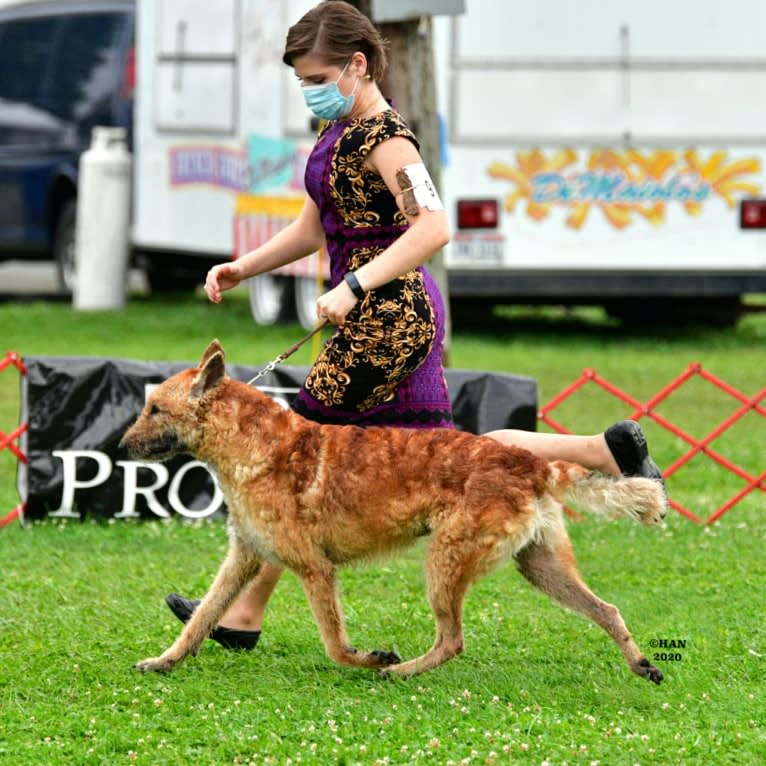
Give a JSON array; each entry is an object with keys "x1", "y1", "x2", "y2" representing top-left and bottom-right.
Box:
[{"x1": 450, "y1": 300, "x2": 765, "y2": 347}]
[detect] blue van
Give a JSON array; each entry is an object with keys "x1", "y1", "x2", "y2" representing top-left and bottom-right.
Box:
[{"x1": 0, "y1": 0, "x2": 134, "y2": 291}]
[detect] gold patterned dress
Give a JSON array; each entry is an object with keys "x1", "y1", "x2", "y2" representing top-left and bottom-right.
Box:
[{"x1": 292, "y1": 110, "x2": 454, "y2": 429}]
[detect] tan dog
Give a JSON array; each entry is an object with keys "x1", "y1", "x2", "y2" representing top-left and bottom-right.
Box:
[{"x1": 120, "y1": 340, "x2": 667, "y2": 683}]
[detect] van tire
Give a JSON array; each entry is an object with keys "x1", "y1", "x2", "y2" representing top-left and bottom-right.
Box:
[
  {"x1": 294, "y1": 276, "x2": 328, "y2": 330},
  {"x1": 248, "y1": 274, "x2": 295, "y2": 325},
  {"x1": 53, "y1": 199, "x2": 77, "y2": 293}
]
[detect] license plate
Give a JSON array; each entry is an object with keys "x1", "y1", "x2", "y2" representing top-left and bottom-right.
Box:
[{"x1": 451, "y1": 234, "x2": 504, "y2": 264}]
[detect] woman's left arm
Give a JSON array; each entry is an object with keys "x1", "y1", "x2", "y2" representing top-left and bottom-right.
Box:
[
  {"x1": 316, "y1": 136, "x2": 450, "y2": 323},
  {"x1": 355, "y1": 136, "x2": 450, "y2": 289}
]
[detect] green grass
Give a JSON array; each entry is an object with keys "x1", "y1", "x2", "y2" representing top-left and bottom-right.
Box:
[
  {"x1": 2, "y1": 512, "x2": 765, "y2": 765},
  {"x1": 1, "y1": 291, "x2": 765, "y2": 764}
]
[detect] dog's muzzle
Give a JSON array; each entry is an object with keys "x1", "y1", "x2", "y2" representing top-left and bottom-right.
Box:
[{"x1": 119, "y1": 432, "x2": 187, "y2": 461}]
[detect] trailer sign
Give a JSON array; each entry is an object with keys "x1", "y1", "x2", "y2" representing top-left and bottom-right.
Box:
[
  {"x1": 170, "y1": 145, "x2": 250, "y2": 192},
  {"x1": 488, "y1": 149, "x2": 761, "y2": 231}
]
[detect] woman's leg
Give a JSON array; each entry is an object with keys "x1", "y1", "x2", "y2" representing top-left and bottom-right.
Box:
[
  {"x1": 217, "y1": 561, "x2": 284, "y2": 630},
  {"x1": 485, "y1": 429, "x2": 621, "y2": 475},
  {"x1": 485, "y1": 421, "x2": 664, "y2": 485},
  {"x1": 167, "y1": 561, "x2": 284, "y2": 637}
]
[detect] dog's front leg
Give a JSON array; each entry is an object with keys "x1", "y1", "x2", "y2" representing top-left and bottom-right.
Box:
[
  {"x1": 300, "y1": 566, "x2": 400, "y2": 670},
  {"x1": 135, "y1": 536, "x2": 261, "y2": 673}
]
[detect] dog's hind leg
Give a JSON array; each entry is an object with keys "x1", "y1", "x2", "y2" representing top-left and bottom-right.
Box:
[
  {"x1": 300, "y1": 565, "x2": 401, "y2": 670},
  {"x1": 135, "y1": 536, "x2": 262, "y2": 673},
  {"x1": 515, "y1": 534, "x2": 663, "y2": 685}
]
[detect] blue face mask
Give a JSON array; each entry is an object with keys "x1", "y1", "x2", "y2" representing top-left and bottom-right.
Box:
[{"x1": 302, "y1": 62, "x2": 358, "y2": 120}]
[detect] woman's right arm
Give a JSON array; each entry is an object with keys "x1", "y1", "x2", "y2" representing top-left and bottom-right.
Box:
[{"x1": 205, "y1": 195, "x2": 325, "y2": 303}]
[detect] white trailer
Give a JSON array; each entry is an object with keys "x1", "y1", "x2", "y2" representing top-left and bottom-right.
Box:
[
  {"x1": 434, "y1": 0, "x2": 766, "y2": 323},
  {"x1": 132, "y1": 0, "x2": 323, "y2": 325},
  {"x1": 133, "y1": 0, "x2": 766, "y2": 327}
]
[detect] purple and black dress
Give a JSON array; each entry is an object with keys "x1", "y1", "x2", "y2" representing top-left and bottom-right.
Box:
[{"x1": 291, "y1": 109, "x2": 454, "y2": 430}]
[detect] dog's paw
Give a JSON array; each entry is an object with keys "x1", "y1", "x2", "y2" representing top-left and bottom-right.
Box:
[
  {"x1": 378, "y1": 660, "x2": 414, "y2": 679},
  {"x1": 370, "y1": 649, "x2": 401, "y2": 667},
  {"x1": 633, "y1": 657, "x2": 663, "y2": 685},
  {"x1": 135, "y1": 656, "x2": 177, "y2": 674}
]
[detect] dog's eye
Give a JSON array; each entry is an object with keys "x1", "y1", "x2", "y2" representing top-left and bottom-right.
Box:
[{"x1": 149, "y1": 404, "x2": 161, "y2": 416}]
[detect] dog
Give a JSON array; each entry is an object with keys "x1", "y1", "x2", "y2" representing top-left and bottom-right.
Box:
[{"x1": 120, "y1": 340, "x2": 667, "y2": 683}]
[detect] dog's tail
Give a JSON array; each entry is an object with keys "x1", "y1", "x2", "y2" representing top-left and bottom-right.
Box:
[{"x1": 547, "y1": 461, "x2": 667, "y2": 526}]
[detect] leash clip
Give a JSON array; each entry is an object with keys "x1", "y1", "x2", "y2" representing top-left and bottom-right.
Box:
[
  {"x1": 247, "y1": 357, "x2": 280, "y2": 386},
  {"x1": 246, "y1": 319, "x2": 329, "y2": 387}
]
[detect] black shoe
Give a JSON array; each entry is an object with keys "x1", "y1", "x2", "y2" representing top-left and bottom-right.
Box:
[
  {"x1": 165, "y1": 593, "x2": 261, "y2": 651},
  {"x1": 165, "y1": 593, "x2": 198, "y2": 622},
  {"x1": 604, "y1": 420, "x2": 665, "y2": 487}
]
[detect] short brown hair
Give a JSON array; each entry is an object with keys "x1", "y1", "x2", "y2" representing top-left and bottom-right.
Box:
[{"x1": 283, "y1": 1, "x2": 389, "y2": 82}]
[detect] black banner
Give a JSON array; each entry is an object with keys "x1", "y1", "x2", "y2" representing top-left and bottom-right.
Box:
[{"x1": 17, "y1": 355, "x2": 537, "y2": 521}]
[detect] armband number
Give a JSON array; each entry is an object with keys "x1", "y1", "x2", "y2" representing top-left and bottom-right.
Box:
[{"x1": 395, "y1": 163, "x2": 444, "y2": 215}]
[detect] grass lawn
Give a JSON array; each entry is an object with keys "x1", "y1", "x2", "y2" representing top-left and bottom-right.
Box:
[{"x1": 1, "y1": 291, "x2": 765, "y2": 764}]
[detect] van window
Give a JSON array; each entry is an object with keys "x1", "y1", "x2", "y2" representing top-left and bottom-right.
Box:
[
  {"x1": 0, "y1": 17, "x2": 59, "y2": 108},
  {"x1": 42, "y1": 13, "x2": 128, "y2": 125}
]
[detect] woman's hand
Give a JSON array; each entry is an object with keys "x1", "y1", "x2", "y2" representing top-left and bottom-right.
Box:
[
  {"x1": 205, "y1": 262, "x2": 243, "y2": 303},
  {"x1": 316, "y1": 280, "x2": 359, "y2": 325}
]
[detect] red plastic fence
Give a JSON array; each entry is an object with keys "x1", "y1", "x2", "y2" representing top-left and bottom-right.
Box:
[
  {"x1": 0, "y1": 352, "x2": 27, "y2": 527},
  {"x1": 539, "y1": 364, "x2": 765, "y2": 524},
  {"x1": 1, "y1": 351, "x2": 763, "y2": 526}
]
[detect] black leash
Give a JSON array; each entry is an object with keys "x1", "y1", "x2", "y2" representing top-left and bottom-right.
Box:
[{"x1": 246, "y1": 319, "x2": 330, "y2": 386}]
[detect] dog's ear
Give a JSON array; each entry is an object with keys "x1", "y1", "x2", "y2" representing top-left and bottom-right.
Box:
[
  {"x1": 200, "y1": 339, "x2": 225, "y2": 368},
  {"x1": 191, "y1": 350, "x2": 225, "y2": 399}
]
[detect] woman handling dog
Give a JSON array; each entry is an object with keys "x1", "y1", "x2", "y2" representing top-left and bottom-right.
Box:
[{"x1": 164, "y1": 0, "x2": 664, "y2": 650}]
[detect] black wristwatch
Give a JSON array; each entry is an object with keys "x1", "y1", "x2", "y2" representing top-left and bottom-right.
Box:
[{"x1": 343, "y1": 271, "x2": 366, "y2": 300}]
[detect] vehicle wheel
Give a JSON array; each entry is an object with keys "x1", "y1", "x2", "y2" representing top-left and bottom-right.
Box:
[
  {"x1": 248, "y1": 274, "x2": 295, "y2": 325},
  {"x1": 294, "y1": 276, "x2": 328, "y2": 330},
  {"x1": 53, "y1": 199, "x2": 77, "y2": 293}
]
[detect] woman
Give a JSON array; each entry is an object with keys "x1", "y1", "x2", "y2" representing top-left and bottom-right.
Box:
[{"x1": 165, "y1": 1, "x2": 664, "y2": 650}]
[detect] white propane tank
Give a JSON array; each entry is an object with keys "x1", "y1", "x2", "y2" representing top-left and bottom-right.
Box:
[{"x1": 73, "y1": 126, "x2": 132, "y2": 310}]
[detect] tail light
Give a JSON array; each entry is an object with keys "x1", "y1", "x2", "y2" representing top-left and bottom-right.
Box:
[
  {"x1": 740, "y1": 199, "x2": 766, "y2": 229},
  {"x1": 456, "y1": 199, "x2": 499, "y2": 229},
  {"x1": 121, "y1": 46, "x2": 135, "y2": 99}
]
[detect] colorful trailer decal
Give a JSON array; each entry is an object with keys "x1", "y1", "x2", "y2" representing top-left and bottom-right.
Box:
[
  {"x1": 233, "y1": 193, "x2": 329, "y2": 280},
  {"x1": 488, "y1": 149, "x2": 762, "y2": 230},
  {"x1": 169, "y1": 135, "x2": 308, "y2": 195}
]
